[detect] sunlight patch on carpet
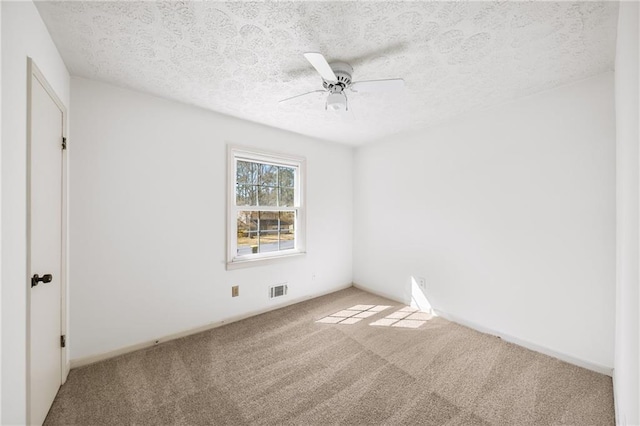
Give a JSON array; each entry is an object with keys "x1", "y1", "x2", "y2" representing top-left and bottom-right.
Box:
[
  {"x1": 386, "y1": 311, "x2": 412, "y2": 319},
  {"x1": 315, "y1": 305, "x2": 391, "y2": 325},
  {"x1": 316, "y1": 316, "x2": 344, "y2": 324},
  {"x1": 369, "y1": 307, "x2": 434, "y2": 328},
  {"x1": 316, "y1": 303, "x2": 434, "y2": 328},
  {"x1": 392, "y1": 319, "x2": 426, "y2": 328},
  {"x1": 369, "y1": 318, "x2": 398, "y2": 326}
]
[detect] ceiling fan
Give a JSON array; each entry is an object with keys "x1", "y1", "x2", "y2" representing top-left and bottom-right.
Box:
[{"x1": 279, "y1": 52, "x2": 405, "y2": 113}]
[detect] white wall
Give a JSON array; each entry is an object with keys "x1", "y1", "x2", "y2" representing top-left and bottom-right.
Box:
[
  {"x1": 354, "y1": 73, "x2": 616, "y2": 371},
  {"x1": 69, "y1": 77, "x2": 353, "y2": 361},
  {"x1": 614, "y1": 2, "x2": 640, "y2": 425},
  {"x1": 1, "y1": 2, "x2": 70, "y2": 424}
]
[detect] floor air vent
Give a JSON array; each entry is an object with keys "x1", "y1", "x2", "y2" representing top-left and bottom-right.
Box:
[{"x1": 269, "y1": 284, "x2": 288, "y2": 299}]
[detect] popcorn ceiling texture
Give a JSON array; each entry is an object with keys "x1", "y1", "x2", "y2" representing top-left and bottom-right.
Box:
[{"x1": 35, "y1": 1, "x2": 618, "y2": 145}]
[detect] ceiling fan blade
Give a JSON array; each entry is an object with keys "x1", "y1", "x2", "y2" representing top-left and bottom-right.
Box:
[
  {"x1": 303, "y1": 52, "x2": 337, "y2": 82},
  {"x1": 350, "y1": 78, "x2": 405, "y2": 93},
  {"x1": 278, "y1": 89, "x2": 326, "y2": 104}
]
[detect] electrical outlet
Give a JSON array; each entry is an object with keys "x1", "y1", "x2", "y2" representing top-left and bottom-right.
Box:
[
  {"x1": 232, "y1": 285, "x2": 239, "y2": 297},
  {"x1": 417, "y1": 277, "x2": 426, "y2": 290},
  {"x1": 312, "y1": 273, "x2": 316, "y2": 281}
]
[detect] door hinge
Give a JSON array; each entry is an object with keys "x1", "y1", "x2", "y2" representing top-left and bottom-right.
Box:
[
  {"x1": 60, "y1": 335, "x2": 66, "y2": 348},
  {"x1": 62, "y1": 137, "x2": 67, "y2": 150}
]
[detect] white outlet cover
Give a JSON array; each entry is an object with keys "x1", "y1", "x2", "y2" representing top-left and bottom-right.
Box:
[{"x1": 418, "y1": 278, "x2": 426, "y2": 289}]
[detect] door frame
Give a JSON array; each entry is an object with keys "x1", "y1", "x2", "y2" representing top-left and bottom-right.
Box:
[{"x1": 25, "y1": 57, "x2": 69, "y2": 425}]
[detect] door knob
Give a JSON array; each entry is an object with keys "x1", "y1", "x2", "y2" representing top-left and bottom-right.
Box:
[{"x1": 31, "y1": 273, "x2": 52, "y2": 288}]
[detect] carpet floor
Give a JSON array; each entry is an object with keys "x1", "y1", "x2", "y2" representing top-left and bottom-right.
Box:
[{"x1": 45, "y1": 287, "x2": 614, "y2": 425}]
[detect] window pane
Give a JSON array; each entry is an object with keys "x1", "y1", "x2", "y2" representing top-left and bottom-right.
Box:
[
  {"x1": 236, "y1": 184, "x2": 256, "y2": 206},
  {"x1": 258, "y1": 186, "x2": 277, "y2": 206},
  {"x1": 259, "y1": 231, "x2": 279, "y2": 253},
  {"x1": 236, "y1": 209, "x2": 296, "y2": 256},
  {"x1": 279, "y1": 211, "x2": 295, "y2": 251},
  {"x1": 258, "y1": 211, "x2": 279, "y2": 253},
  {"x1": 278, "y1": 166, "x2": 295, "y2": 187},
  {"x1": 279, "y1": 187, "x2": 294, "y2": 207},
  {"x1": 259, "y1": 164, "x2": 278, "y2": 187},
  {"x1": 237, "y1": 161, "x2": 257, "y2": 184},
  {"x1": 237, "y1": 211, "x2": 258, "y2": 255}
]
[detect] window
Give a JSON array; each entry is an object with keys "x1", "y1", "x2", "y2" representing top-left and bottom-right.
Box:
[{"x1": 227, "y1": 146, "x2": 305, "y2": 268}]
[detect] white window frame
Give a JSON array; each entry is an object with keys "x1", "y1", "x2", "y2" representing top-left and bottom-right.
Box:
[{"x1": 227, "y1": 145, "x2": 306, "y2": 269}]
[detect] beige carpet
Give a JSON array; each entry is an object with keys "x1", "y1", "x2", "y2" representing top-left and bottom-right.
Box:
[{"x1": 45, "y1": 287, "x2": 614, "y2": 425}]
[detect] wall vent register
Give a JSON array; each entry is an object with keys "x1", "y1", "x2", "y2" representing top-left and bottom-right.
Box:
[{"x1": 269, "y1": 284, "x2": 288, "y2": 299}]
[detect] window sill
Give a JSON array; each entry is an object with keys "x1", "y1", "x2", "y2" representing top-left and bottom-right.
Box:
[{"x1": 226, "y1": 251, "x2": 306, "y2": 270}]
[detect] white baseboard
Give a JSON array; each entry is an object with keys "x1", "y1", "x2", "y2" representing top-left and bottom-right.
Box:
[
  {"x1": 71, "y1": 283, "x2": 614, "y2": 379},
  {"x1": 433, "y1": 309, "x2": 613, "y2": 377},
  {"x1": 352, "y1": 282, "x2": 613, "y2": 375},
  {"x1": 71, "y1": 282, "x2": 353, "y2": 369}
]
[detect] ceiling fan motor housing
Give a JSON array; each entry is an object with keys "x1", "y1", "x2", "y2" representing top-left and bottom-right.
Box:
[{"x1": 323, "y1": 62, "x2": 353, "y2": 92}]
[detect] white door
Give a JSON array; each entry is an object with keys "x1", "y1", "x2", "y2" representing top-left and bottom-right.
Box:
[{"x1": 29, "y1": 64, "x2": 64, "y2": 425}]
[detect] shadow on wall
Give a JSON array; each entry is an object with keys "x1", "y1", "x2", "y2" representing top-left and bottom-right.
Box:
[{"x1": 410, "y1": 276, "x2": 436, "y2": 316}]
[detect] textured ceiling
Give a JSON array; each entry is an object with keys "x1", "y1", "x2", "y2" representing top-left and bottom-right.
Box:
[{"x1": 35, "y1": 1, "x2": 619, "y2": 145}]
